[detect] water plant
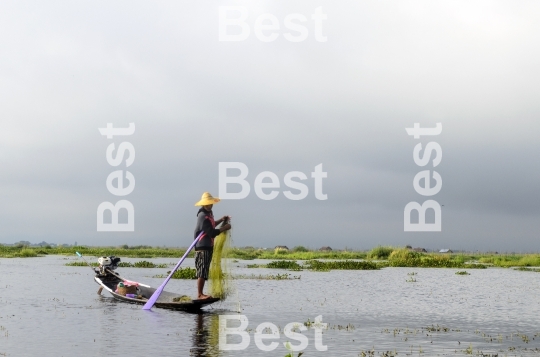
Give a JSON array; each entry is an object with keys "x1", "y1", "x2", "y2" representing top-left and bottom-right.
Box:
[
  {"x1": 304, "y1": 260, "x2": 379, "y2": 271},
  {"x1": 233, "y1": 273, "x2": 300, "y2": 280},
  {"x1": 266, "y1": 260, "x2": 303, "y2": 270},
  {"x1": 388, "y1": 248, "x2": 486, "y2": 269},
  {"x1": 65, "y1": 261, "x2": 98, "y2": 267},
  {"x1": 154, "y1": 267, "x2": 197, "y2": 279},
  {"x1": 65, "y1": 260, "x2": 167, "y2": 268},
  {"x1": 455, "y1": 271, "x2": 470, "y2": 275},
  {"x1": 284, "y1": 341, "x2": 304, "y2": 357},
  {"x1": 514, "y1": 267, "x2": 540, "y2": 272}
]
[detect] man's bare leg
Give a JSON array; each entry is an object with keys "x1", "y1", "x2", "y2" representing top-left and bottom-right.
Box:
[{"x1": 197, "y1": 277, "x2": 212, "y2": 299}]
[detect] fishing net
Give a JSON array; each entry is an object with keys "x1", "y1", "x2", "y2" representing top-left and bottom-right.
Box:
[{"x1": 209, "y1": 230, "x2": 232, "y2": 299}]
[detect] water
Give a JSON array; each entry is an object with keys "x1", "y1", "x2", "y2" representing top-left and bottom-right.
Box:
[{"x1": 1, "y1": 256, "x2": 540, "y2": 356}]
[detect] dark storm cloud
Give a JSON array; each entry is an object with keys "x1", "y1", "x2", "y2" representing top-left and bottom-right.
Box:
[{"x1": 1, "y1": 0, "x2": 539, "y2": 251}]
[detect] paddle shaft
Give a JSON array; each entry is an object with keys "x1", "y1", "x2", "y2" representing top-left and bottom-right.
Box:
[
  {"x1": 76, "y1": 252, "x2": 97, "y2": 274},
  {"x1": 142, "y1": 231, "x2": 206, "y2": 310}
]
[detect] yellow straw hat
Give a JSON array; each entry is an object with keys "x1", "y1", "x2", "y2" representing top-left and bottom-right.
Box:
[{"x1": 194, "y1": 192, "x2": 221, "y2": 206}]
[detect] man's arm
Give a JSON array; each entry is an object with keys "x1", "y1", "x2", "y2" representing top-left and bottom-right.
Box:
[{"x1": 219, "y1": 223, "x2": 231, "y2": 232}]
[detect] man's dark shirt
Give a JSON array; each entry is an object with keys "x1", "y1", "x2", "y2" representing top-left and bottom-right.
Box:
[{"x1": 194, "y1": 208, "x2": 221, "y2": 251}]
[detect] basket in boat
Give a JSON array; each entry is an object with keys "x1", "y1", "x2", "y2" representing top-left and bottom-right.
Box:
[{"x1": 116, "y1": 285, "x2": 137, "y2": 296}]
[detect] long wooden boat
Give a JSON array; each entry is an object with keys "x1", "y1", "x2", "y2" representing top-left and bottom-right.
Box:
[{"x1": 94, "y1": 271, "x2": 219, "y2": 311}]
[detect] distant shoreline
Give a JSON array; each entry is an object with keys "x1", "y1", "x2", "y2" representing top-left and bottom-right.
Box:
[{"x1": 2, "y1": 244, "x2": 540, "y2": 268}]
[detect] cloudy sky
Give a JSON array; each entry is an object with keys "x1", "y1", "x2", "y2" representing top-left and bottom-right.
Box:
[{"x1": 1, "y1": 0, "x2": 539, "y2": 251}]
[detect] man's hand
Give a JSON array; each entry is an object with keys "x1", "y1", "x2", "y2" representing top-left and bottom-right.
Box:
[
  {"x1": 219, "y1": 223, "x2": 231, "y2": 232},
  {"x1": 216, "y1": 215, "x2": 231, "y2": 226}
]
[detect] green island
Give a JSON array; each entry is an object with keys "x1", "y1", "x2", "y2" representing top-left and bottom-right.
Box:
[{"x1": 2, "y1": 244, "x2": 540, "y2": 270}]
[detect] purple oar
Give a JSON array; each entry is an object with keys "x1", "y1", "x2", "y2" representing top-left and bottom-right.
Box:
[{"x1": 142, "y1": 231, "x2": 206, "y2": 310}]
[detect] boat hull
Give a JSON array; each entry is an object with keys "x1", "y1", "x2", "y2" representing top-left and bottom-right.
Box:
[{"x1": 94, "y1": 275, "x2": 219, "y2": 311}]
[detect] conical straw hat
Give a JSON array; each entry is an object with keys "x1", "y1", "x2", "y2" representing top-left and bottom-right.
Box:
[{"x1": 194, "y1": 192, "x2": 221, "y2": 206}]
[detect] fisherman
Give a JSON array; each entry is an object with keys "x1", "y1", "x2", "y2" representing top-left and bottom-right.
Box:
[{"x1": 194, "y1": 192, "x2": 231, "y2": 300}]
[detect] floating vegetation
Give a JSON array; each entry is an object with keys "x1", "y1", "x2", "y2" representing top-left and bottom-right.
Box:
[
  {"x1": 246, "y1": 263, "x2": 264, "y2": 268},
  {"x1": 514, "y1": 267, "x2": 540, "y2": 272},
  {"x1": 227, "y1": 247, "x2": 367, "y2": 261},
  {"x1": 65, "y1": 260, "x2": 167, "y2": 268},
  {"x1": 233, "y1": 273, "x2": 300, "y2": 280},
  {"x1": 132, "y1": 260, "x2": 168, "y2": 268},
  {"x1": 284, "y1": 341, "x2": 304, "y2": 357},
  {"x1": 372, "y1": 326, "x2": 535, "y2": 357},
  {"x1": 7, "y1": 243, "x2": 540, "y2": 271},
  {"x1": 154, "y1": 267, "x2": 197, "y2": 279},
  {"x1": 455, "y1": 270, "x2": 470, "y2": 275},
  {"x1": 405, "y1": 277, "x2": 417, "y2": 282},
  {"x1": 478, "y1": 254, "x2": 540, "y2": 267},
  {"x1": 407, "y1": 272, "x2": 417, "y2": 275},
  {"x1": 304, "y1": 260, "x2": 379, "y2": 271},
  {"x1": 266, "y1": 260, "x2": 303, "y2": 271},
  {"x1": 65, "y1": 261, "x2": 98, "y2": 267},
  {"x1": 0, "y1": 247, "x2": 40, "y2": 258},
  {"x1": 388, "y1": 249, "x2": 487, "y2": 269}
]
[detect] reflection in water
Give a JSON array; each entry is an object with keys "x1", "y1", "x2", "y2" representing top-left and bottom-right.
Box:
[{"x1": 191, "y1": 312, "x2": 221, "y2": 357}]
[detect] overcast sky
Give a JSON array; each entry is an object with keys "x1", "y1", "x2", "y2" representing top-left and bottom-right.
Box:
[{"x1": 1, "y1": 0, "x2": 539, "y2": 251}]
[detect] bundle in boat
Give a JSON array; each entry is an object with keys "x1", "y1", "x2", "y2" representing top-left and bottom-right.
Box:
[{"x1": 116, "y1": 282, "x2": 138, "y2": 296}]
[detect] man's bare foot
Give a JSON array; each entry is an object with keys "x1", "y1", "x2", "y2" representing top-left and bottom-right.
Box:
[{"x1": 197, "y1": 294, "x2": 212, "y2": 300}]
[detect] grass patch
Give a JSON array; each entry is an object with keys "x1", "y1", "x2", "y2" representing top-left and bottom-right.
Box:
[
  {"x1": 304, "y1": 260, "x2": 380, "y2": 271},
  {"x1": 132, "y1": 260, "x2": 168, "y2": 268},
  {"x1": 246, "y1": 264, "x2": 264, "y2": 268},
  {"x1": 514, "y1": 267, "x2": 540, "y2": 272},
  {"x1": 266, "y1": 260, "x2": 303, "y2": 270},
  {"x1": 233, "y1": 273, "x2": 300, "y2": 280},
  {"x1": 479, "y1": 254, "x2": 540, "y2": 267},
  {"x1": 154, "y1": 267, "x2": 197, "y2": 279},
  {"x1": 225, "y1": 247, "x2": 367, "y2": 261},
  {"x1": 4, "y1": 244, "x2": 540, "y2": 270},
  {"x1": 388, "y1": 249, "x2": 486, "y2": 269},
  {"x1": 65, "y1": 261, "x2": 98, "y2": 267},
  {"x1": 65, "y1": 260, "x2": 168, "y2": 268},
  {"x1": 368, "y1": 246, "x2": 395, "y2": 260},
  {"x1": 0, "y1": 247, "x2": 40, "y2": 258},
  {"x1": 14, "y1": 248, "x2": 38, "y2": 258},
  {"x1": 0, "y1": 245, "x2": 192, "y2": 259}
]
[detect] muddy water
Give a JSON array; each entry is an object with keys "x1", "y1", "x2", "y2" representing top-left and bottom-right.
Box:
[{"x1": 1, "y1": 255, "x2": 539, "y2": 356}]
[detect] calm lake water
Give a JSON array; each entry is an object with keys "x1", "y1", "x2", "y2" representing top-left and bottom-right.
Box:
[{"x1": 1, "y1": 255, "x2": 540, "y2": 356}]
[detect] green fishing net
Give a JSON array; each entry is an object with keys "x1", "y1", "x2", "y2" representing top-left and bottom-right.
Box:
[{"x1": 209, "y1": 230, "x2": 232, "y2": 299}]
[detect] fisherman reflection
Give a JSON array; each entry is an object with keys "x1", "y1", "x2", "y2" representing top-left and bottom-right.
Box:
[{"x1": 191, "y1": 312, "x2": 221, "y2": 357}]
